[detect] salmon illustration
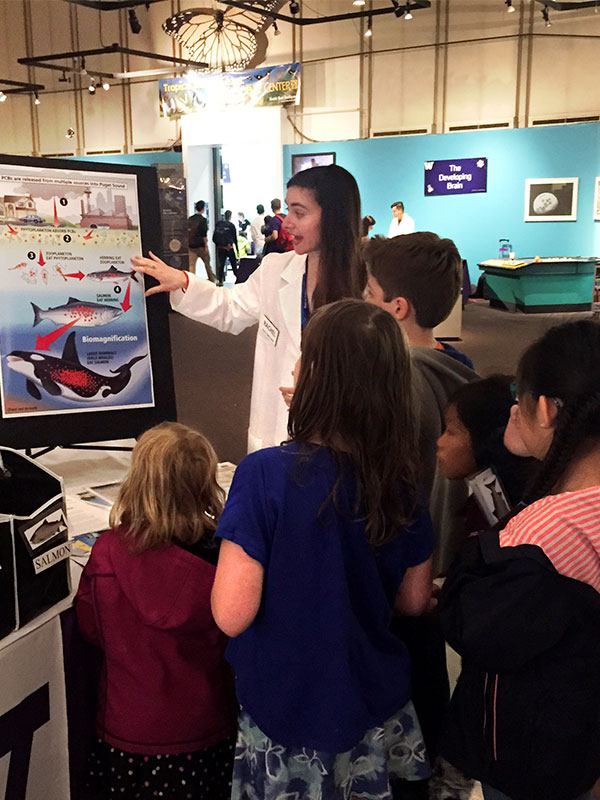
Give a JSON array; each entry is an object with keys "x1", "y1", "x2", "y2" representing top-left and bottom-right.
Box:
[
  {"x1": 87, "y1": 266, "x2": 139, "y2": 283},
  {"x1": 31, "y1": 297, "x2": 123, "y2": 328},
  {"x1": 7, "y1": 332, "x2": 147, "y2": 402},
  {"x1": 29, "y1": 510, "x2": 67, "y2": 545}
]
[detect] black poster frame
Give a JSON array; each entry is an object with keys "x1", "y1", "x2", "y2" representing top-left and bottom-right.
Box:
[{"x1": 0, "y1": 153, "x2": 177, "y2": 450}]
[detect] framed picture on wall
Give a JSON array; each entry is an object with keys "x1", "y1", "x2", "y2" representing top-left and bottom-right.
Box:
[
  {"x1": 594, "y1": 177, "x2": 600, "y2": 221},
  {"x1": 524, "y1": 177, "x2": 578, "y2": 222},
  {"x1": 291, "y1": 152, "x2": 336, "y2": 175}
]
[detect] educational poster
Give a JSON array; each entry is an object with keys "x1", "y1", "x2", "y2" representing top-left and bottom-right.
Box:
[{"x1": 0, "y1": 164, "x2": 154, "y2": 417}]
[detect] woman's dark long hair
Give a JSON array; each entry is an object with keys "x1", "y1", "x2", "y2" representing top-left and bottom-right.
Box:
[
  {"x1": 287, "y1": 165, "x2": 363, "y2": 308},
  {"x1": 517, "y1": 319, "x2": 600, "y2": 502},
  {"x1": 288, "y1": 299, "x2": 419, "y2": 546}
]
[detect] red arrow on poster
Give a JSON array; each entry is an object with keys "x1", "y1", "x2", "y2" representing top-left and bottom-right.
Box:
[
  {"x1": 35, "y1": 318, "x2": 79, "y2": 351},
  {"x1": 65, "y1": 271, "x2": 85, "y2": 280},
  {"x1": 38, "y1": 251, "x2": 46, "y2": 266},
  {"x1": 83, "y1": 230, "x2": 93, "y2": 240},
  {"x1": 120, "y1": 281, "x2": 132, "y2": 312},
  {"x1": 6, "y1": 224, "x2": 18, "y2": 235}
]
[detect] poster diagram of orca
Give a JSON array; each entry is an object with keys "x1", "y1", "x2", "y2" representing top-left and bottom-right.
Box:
[{"x1": 6, "y1": 332, "x2": 147, "y2": 402}]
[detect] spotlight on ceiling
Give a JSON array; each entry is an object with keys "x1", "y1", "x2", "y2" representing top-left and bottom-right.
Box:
[
  {"x1": 128, "y1": 7, "x2": 142, "y2": 34},
  {"x1": 102, "y1": 79, "x2": 110, "y2": 91},
  {"x1": 289, "y1": 0, "x2": 300, "y2": 13},
  {"x1": 405, "y1": 9, "x2": 413, "y2": 19},
  {"x1": 65, "y1": 127, "x2": 75, "y2": 139},
  {"x1": 88, "y1": 78, "x2": 96, "y2": 94},
  {"x1": 353, "y1": 0, "x2": 366, "y2": 5},
  {"x1": 506, "y1": 0, "x2": 516, "y2": 12},
  {"x1": 542, "y1": 5, "x2": 551, "y2": 26},
  {"x1": 0, "y1": 92, "x2": 7, "y2": 103},
  {"x1": 273, "y1": 19, "x2": 281, "y2": 35},
  {"x1": 364, "y1": 14, "x2": 372, "y2": 36},
  {"x1": 34, "y1": 93, "x2": 40, "y2": 104}
]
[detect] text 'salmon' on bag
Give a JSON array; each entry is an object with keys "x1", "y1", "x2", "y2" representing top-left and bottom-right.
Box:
[{"x1": 0, "y1": 447, "x2": 71, "y2": 640}]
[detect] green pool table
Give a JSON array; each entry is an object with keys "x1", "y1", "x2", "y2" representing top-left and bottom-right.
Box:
[{"x1": 477, "y1": 257, "x2": 598, "y2": 313}]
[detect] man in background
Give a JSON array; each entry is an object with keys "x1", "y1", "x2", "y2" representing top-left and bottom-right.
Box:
[
  {"x1": 250, "y1": 204, "x2": 266, "y2": 255},
  {"x1": 188, "y1": 200, "x2": 216, "y2": 282},
  {"x1": 387, "y1": 201, "x2": 415, "y2": 238},
  {"x1": 212, "y1": 210, "x2": 238, "y2": 286},
  {"x1": 262, "y1": 198, "x2": 287, "y2": 256}
]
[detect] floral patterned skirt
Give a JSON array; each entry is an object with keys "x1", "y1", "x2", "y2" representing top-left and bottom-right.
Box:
[{"x1": 231, "y1": 701, "x2": 431, "y2": 800}]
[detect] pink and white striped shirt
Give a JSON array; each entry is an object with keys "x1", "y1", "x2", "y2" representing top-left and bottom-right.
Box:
[{"x1": 499, "y1": 486, "x2": 600, "y2": 593}]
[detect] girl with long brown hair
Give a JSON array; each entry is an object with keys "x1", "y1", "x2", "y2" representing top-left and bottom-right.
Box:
[
  {"x1": 211, "y1": 299, "x2": 434, "y2": 800},
  {"x1": 76, "y1": 422, "x2": 237, "y2": 800}
]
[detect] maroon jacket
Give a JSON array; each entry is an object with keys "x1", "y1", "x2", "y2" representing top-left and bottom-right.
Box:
[{"x1": 76, "y1": 529, "x2": 237, "y2": 754}]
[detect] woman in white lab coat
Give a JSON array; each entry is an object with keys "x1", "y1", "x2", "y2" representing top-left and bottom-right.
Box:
[{"x1": 131, "y1": 165, "x2": 363, "y2": 453}]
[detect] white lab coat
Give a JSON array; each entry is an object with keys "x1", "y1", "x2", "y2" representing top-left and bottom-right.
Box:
[
  {"x1": 170, "y1": 251, "x2": 305, "y2": 453},
  {"x1": 387, "y1": 213, "x2": 415, "y2": 237}
]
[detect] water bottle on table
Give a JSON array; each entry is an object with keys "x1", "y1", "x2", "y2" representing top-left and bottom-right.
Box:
[{"x1": 498, "y1": 238, "x2": 511, "y2": 261}]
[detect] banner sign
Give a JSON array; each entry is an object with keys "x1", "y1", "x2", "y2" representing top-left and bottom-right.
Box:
[
  {"x1": 424, "y1": 157, "x2": 487, "y2": 196},
  {"x1": 159, "y1": 62, "x2": 301, "y2": 118}
]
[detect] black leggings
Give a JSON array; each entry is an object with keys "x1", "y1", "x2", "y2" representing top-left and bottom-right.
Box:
[{"x1": 216, "y1": 248, "x2": 238, "y2": 283}]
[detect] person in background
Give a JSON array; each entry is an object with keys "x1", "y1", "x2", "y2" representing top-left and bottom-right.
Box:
[
  {"x1": 250, "y1": 204, "x2": 266, "y2": 254},
  {"x1": 260, "y1": 214, "x2": 272, "y2": 237},
  {"x1": 211, "y1": 299, "x2": 434, "y2": 800},
  {"x1": 387, "y1": 201, "x2": 415, "y2": 237},
  {"x1": 440, "y1": 319, "x2": 600, "y2": 800},
  {"x1": 76, "y1": 422, "x2": 237, "y2": 800},
  {"x1": 130, "y1": 164, "x2": 364, "y2": 453},
  {"x1": 362, "y1": 214, "x2": 376, "y2": 241},
  {"x1": 262, "y1": 197, "x2": 293, "y2": 256},
  {"x1": 237, "y1": 211, "x2": 250, "y2": 236},
  {"x1": 213, "y1": 210, "x2": 238, "y2": 285},
  {"x1": 188, "y1": 200, "x2": 216, "y2": 282}
]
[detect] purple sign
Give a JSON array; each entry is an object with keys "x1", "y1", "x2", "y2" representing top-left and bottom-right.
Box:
[{"x1": 424, "y1": 157, "x2": 487, "y2": 196}]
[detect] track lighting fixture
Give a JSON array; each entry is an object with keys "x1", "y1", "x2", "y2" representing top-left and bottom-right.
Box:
[
  {"x1": 405, "y1": 8, "x2": 413, "y2": 19},
  {"x1": 0, "y1": 92, "x2": 7, "y2": 103},
  {"x1": 505, "y1": 0, "x2": 515, "y2": 12},
  {"x1": 542, "y1": 5, "x2": 551, "y2": 26},
  {"x1": 34, "y1": 93, "x2": 40, "y2": 104},
  {"x1": 88, "y1": 78, "x2": 96, "y2": 94},
  {"x1": 289, "y1": 0, "x2": 300, "y2": 14},
  {"x1": 102, "y1": 79, "x2": 110, "y2": 91},
  {"x1": 364, "y1": 15, "x2": 372, "y2": 36},
  {"x1": 128, "y1": 7, "x2": 142, "y2": 34},
  {"x1": 273, "y1": 19, "x2": 281, "y2": 35},
  {"x1": 353, "y1": 0, "x2": 366, "y2": 5}
]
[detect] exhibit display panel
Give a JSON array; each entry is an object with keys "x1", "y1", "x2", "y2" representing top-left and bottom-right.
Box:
[{"x1": 0, "y1": 155, "x2": 176, "y2": 449}]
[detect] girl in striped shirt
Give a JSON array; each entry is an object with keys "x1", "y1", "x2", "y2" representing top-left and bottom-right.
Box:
[{"x1": 439, "y1": 319, "x2": 600, "y2": 800}]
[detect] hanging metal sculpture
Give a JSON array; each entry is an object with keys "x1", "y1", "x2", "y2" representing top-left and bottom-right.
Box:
[{"x1": 163, "y1": 2, "x2": 286, "y2": 72}]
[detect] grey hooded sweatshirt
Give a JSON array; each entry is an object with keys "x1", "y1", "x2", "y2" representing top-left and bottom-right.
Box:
[{"x1": 411, "y1": 346, "x2": 479, "y2": 575}]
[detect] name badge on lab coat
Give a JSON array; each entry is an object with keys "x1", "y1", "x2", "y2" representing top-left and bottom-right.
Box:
[{"x1": 259, "y1": 314, "x2": 280, "y2": 347}]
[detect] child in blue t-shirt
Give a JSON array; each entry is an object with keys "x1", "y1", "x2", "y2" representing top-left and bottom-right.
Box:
[{"x1": 211, "y1": 298, "x2": 435, "y2": 800}]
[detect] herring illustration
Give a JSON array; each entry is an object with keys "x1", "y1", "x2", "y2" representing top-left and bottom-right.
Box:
[
  {"x1": 7, "y1": 332, "x2": 147, "y2": 402},
  {"x1": 31, "y1": 297, "x2": 123, "y2": 328},
  {"x1": 86, "y1": 266, "x2": 139, "y2": 284}
]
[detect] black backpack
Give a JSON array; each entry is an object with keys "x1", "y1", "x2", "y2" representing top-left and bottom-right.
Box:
[{"x1": 213, "y1": 220, "x2": 232, "y2": 247}]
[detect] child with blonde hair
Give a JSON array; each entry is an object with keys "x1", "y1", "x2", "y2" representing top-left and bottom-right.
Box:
[{"x1": 77, "y1": 422, "x2": 237, "y2": 800}]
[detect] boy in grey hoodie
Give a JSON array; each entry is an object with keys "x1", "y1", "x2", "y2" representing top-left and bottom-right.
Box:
[{"x1": 363, "y1": 232, "x2": 478, "y2": 574}]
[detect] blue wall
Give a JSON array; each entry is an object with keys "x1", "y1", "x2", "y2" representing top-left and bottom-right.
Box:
[
  {"x1": 284, "y1": 124, "x2": 600, "y2": 283},
  {"x1": 74, "y1": 151, "x2": 182, "y2": 167}
]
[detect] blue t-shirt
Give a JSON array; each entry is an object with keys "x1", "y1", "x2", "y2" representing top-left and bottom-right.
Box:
[{"x1": 216, "y1": 443, "x2": 434, "y2": 752}]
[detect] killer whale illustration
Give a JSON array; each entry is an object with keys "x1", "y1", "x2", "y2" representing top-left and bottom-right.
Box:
[{"x1": 7, "y1": 332, "x2": 147, "y2": 402}]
